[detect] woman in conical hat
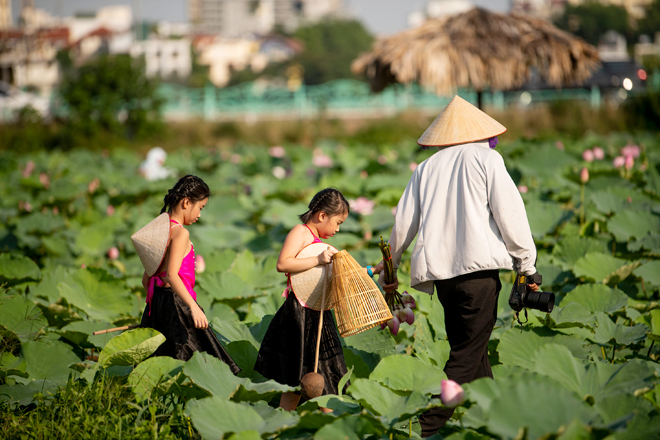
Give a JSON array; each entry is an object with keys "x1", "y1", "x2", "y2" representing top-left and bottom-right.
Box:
[{"x1": 381, "y1": 96, "x2": 542, "y2": 436}]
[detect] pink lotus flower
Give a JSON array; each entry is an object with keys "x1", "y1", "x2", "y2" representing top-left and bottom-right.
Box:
[
  {"x1": 349, "y1": 197, "x2": 375, "y2": 216},
  {"x1": 272, "y1": 166, "x2": 286, "y2": 179},
  {"x1": 621, "y1": 144, "x2": 640, "y2": 159},
  {"x1": 312, "y1": 153, "x2": 333, "y2": 168},
  {"x1": 555, "y1": 141, "x2": 565, "y2": 151},
  {"x1": 88, "y1": 178, "x2": 100, "y2": 194},
  {"x1": 613, "y1": 156, "x2": 625, "y2": 169},
  {"x1": 580, "y1": 167, "x2": 589, "y2": 183},
  {"x1": 387, "y1": 316, "x2": 400, "y2": 336},
  {"x1": 582, "y1": 149, "x2": 594, "y2": 162},
  {"x1": 360, "y1": 170, "x2": 369, "y2": 179},
  {"x1": 39, "y1": 173, "x2": 50, "y2": 189},
  {"x1": 391, "y1": 206, "x2": 397, "y2": 216},
  {"x1": 409, "y1": 162, "x2": 418, "y2": 172},
  {"x1": 19, "y1": 201, "x2": 32, "y2": 212},
  {"x1": 592, "y1": 146, "x2": 604, "y2": 160},
  {"x1": 518, "y1": 185, "x2": 528, "y2": 194},
  {"x1": 268, "y1": 145, "x2": 286, "y2": 158},
  {"x1": 106, "y1": 205, "x2": 115, "y2": 216},
  {"x1": 195, "y1": 254, "x2": 206, "y2": 274},
  {"x1": 378, "y1": 155, "x2": 388, "y2": 165},
  {"x1": 22, "y1": 160, "x2": 35, "y2": 178},
  {"x1": 107, "y1": 247, "x2": 119, "y2": 260},
  {"x1": 624, "y1": 155, "x2": 634, "y2": 170},
  {"x1": 440, "y1": 380, "x2": 466, "y2": 408},
  {"x1": 52, "y1": 206, "x2": 59, "y2": 215}
]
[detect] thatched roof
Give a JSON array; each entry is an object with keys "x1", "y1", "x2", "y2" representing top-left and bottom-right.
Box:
[{"x1": 352, "y1": 8, "x2": 600, "y2": 95}]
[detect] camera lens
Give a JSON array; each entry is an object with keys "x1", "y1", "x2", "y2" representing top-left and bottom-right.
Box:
[{"x1": 523, "y1": 290, "x2": 555, "y2": 313}]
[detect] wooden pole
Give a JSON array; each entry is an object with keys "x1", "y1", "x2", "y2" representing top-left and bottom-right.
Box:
[
  {"x1": 92, "y1": 324, "x2": 140, "y2": 335},
  {"x1": 313, "y1": 254, "x2": 331, "y2": 373}
]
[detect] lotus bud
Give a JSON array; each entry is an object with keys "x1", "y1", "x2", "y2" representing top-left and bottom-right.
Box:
[
  {"x1": 580, "y1": 167, "x2": 589, "y2": 183},
  {"x1": 39, "y1": 172, "x2": 50, "y2": 189},
  {"x1": 555, "y1": 141, "x2": 564, "y2": 151},
  {"x1": 195, "y1": 254, "x2": 206, "y2": 274},
  {"x1": 106, "y1": 205, "x2": 115, "y2": 216},
  {"x1": 582, "y1": 149, "x2": 594, "y2": 162},
  {"x1": 401, "y1": 292, "x2": 416, "y2": 309},
  {"x1": 387, "y1": 316, "x2": 400, "y2": 336},
  {"x1": 107, "y1": 247, "x2": 119, "y2": 260},
  {"x1": 592, "y1": 146, "x2": 604, "y2": 160},
  {"x1": 404, "y1": 307, "x2": 415, "y2": 325},
  {"x1": 397, "y1": 308, "x2": 408, "y2": 323},
  {"x1": 22, "y1": 160, "x2": 35, "y2": 178},
  {"x1": 380, "y1": 322, "x2": 387, "y2": 330},
  {"x1": 624, "y1": 154, "x2": 634, "y2": 170},
  {"x1": 613, "y1": 156, "x2": 625, "y2": 169},
  {"x1": 440, "y1": 379, "x2": 466, "y2": 408}
]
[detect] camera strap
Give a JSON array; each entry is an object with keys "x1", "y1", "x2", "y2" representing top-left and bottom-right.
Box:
[{"x1": 513, "y1": 274, "x2": 529, "y2": 330}]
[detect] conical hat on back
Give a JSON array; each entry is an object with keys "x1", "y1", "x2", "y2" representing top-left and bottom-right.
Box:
[
  {"x1": 417, "y1": 95, "x2": 506, "y2": 147},
  {"x1": 290, "y1": 242, "x2": 337, "y2": 311},
  {"x1": 131, "y1": 213, "x2": 170, "y2": 277}
]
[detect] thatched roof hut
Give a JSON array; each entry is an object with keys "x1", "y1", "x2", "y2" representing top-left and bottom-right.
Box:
[{"x1": 352, "y1": 8, "x2": 599, "y2": 100}]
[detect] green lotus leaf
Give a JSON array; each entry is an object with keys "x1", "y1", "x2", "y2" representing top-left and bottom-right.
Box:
[
  {"x1": 187, "y1": 397, "x2": 263, "y2": 439},
  {"x1": 0, "y1": 352, "x2": 27, "y2": 379},
  {"x1": 314, "y1": 415, "x2": 380, "y2": 440},
  {"x1": 226, "y1": 431, "x2": 261, "y2": 440},
  {"x1": 364, "y1": 174, "x2": 411, "y2": 192},
  {"x1": 58, "y1": 320, "x2": 115, "y2": 349},
  {"x1": 343, "y1": 326, "x2": 396, "y2": 372},
  {"x1": 343, "y1": 347, "x2": 371, "y2": 379},
  {"x1": 198, "y1": 249, "x2": 237, "y2": 274},
  {"x1": 0, "y1": 379, "x2": 59, "y2": 407},
  {"x1": 260, "y1": 200, "x2": 309, "y2": 229},
  {"x1": 561, "y1": 284, "x2": 628, "y2": 314},
  {"x1": 228, "y1": 250, "x2": 276, "y2": 288},
  {"x1": 481, "y1": 375, "x2": 596, "y2": 440},
  {"x1": 362, "y1": 206, "x2": 396, "y2": 232},
  {"x1": 498, "y1": 328, "x2": 590, "y2": 370},
  {"x1": 0, "y1": 253, "x2": 41, "y2": 286},
  {"x1": 182, "y1": 351, "x2": 242, "y2": 399},
  {"x1": 573, "y1": 252, "x2": 630, "y2": 283},
  {"x1": 647, "y1": 309, "x2": 660, "y2": 341},
  {"x1": 525, "y1": 199, "x2": 567, "y2": 238},
  {"x1": 551, "y1": 236, "x2": 608, "y2": 271},
  {"x1": 14, "y1": 211, "x2": 65, "y2": 235},
  {"x1": 369, "y1": 354, "x2": 445, "y2": 395},
  {"x1": 190, "y1": 224, "x2": 258, "y2": 254},
  {"x1": 607, "y1": 210, "x2": 660, "y2": 242},
  {"x1": 593, "y1": 312, "x2": 649, "y2": 346},
  {"x1": 29, "y1": 266, "x2": 74, "y2": 303},
  {"x1": 594, "y1": 393, "x2": 654, "y2": 426},
  {"x1": 628, "y1": 232, "x2": 660, "y2": 255},
  {"x1": 128, "y1": 356, "x2": 185, "y2": 402},
  {"x1": 347, "y1": 378, "x2": 433, "y2": 428},
  {"x1": 97, "y1": 328, "x2": 165, "y2": 368},
  {"x1": 225, "y1": 340, "x2": 260, "y2": 380},
  {"x1": 57, "y1": 268, "x2": 136, "y2": 321},
  {"x1": 231, "y1": 378, "x2": 297, "y2": 403},
  {"x1": 544, "y1": 302, "x2": 596, "y2": 328},
  {"x1": 73, "y1": 217, "x2": 122, "y2": 257},
  {"x1": 211, "y1": 318, "x2": 260, "y2": 349},
  {"x1": 634, "y1": 260, "x2": 660, "y2": 287},
  {"x1": 0, "y1": 295, "x2": 47, "y2": 343},
  {"x1": 22, "y1": 340, "x2": 80, "y2": 383},
  {"x1": 603, "y1": 261, "x2": 642, "y2": 285},
  {"x1": 197, "y1": 271, "x2": 264, "y2": 308}
]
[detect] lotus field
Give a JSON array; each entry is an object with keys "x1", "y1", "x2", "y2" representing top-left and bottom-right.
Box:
[{"x1": 1, "y1": 135, "x2": 660, "y2": 439}]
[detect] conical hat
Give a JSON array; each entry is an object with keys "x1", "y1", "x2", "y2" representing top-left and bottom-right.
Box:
[
  {"x1": 418, "y1": 96, "x2": 506, "y2": 147},
  {"x1": 131, "y1": 213, "x2": 170, "y2": 276},
  {"x1": 290, "y1": 242, "x2": 337, "y2": 311}
]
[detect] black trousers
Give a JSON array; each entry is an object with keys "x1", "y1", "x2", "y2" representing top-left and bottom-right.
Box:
[{"x1": 418, "y1": 270, "x2": 501, "y2": 438}]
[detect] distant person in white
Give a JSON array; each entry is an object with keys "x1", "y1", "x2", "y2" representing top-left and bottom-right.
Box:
[
  {"x1": 380, "y1": 96, "x2": 541, "y2": 437},
  {"x1": 139, "y1": 147, "x2": 175, "y2": 181}
]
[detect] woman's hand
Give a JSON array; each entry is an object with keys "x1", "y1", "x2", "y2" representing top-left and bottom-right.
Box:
[
  {"x1": 191, "y1": 304, "x2": 209, "y2": 329},
  {"x1": 317, "y1": 248, "x2": 337, "y2": 265},
  {"x1": 373, "y1": 261, "x2": 384, "y2": 275},
  {"x1": 382, "y1": 276, "x2": 399, "y2": 293}
]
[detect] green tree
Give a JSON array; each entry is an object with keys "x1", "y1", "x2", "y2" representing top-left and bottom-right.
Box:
[
  {"x1": 554, "y1": 2, "x2": 630, "y2": 46},
  {"x1": 59, "y1": 54, "x2": 164, "y2": 140}
]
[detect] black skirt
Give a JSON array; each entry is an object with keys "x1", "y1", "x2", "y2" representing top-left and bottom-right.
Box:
[
  {"x1": 140, "y1": 285, "x2": 240, "y2": 375},
  {"x1": 254, "y1": 292, "x2": 348, "y2": 397}
]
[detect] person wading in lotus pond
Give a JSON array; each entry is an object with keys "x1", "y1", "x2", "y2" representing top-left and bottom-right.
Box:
[
  {"x1": 380, "y1": 96, "x2": 542, "y2": 437},
  {"x1": 131, "y1": 175, "x2": 239, "y2": 374}
]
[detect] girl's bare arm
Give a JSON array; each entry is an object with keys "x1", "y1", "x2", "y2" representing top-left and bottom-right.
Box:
[{"x1": 276, "y1": 225, "x2": 336, "y2": 273}]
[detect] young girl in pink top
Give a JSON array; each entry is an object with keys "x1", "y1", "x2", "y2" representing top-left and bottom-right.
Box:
[
  {"x1": 140, "y1": 175, "x2": 239, "y2": 373},
  {"x1": 254, "y1": 188, "x2": 383, "y2": 410}
]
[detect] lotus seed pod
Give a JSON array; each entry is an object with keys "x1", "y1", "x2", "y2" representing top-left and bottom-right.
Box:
[{"x1": 300, "y1": 372, "x2": 325, "y2": 401}]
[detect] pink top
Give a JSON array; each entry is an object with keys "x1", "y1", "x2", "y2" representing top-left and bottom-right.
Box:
[
  {"x1": 146, "y1": 220, "x2": 197, "y2": 315},
  {"x1": 282, "y1": 224, "x2": 323, "y2": 309}
]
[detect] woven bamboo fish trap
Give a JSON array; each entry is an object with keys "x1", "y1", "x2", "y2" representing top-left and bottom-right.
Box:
[{"x1": 331, "y1": 250, "x2": 392, "y2": 337}]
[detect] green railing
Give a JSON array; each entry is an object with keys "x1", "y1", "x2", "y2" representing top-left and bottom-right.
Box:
[
  {"x1": 156, "y1": 68, "x2": 660, "y2": 120},
  {"x1": 158, "y1": 79, "x2": 622, "y2": 120}
]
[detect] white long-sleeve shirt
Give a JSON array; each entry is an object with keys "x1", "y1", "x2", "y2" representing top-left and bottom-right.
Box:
[{"x1": 383, "y1": 140, "x2": 537, "y2": 295}]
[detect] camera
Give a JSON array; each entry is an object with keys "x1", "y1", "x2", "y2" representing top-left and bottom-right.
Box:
[{"x1": 508, "y1": 272, "x2": 555, "y2": 313}]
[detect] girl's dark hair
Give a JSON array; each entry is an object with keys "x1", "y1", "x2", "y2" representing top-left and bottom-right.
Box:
[
  {"x1": 299, "y1": 188, "x2": 349, "y2": 224},
  {"x1": 160, "y1": 175, "x2": 210, "y2": 214}
]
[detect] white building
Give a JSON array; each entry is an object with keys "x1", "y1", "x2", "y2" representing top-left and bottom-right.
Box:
[
  {"x1": 190, "y1": 0, "x2": 344, "y2": 37},
  {"x1": 408, "y1": 0, "x2": 474, "y2": 28},
  {"x1": 130, "y1": 38, "x2": 192, "y2": 79}
]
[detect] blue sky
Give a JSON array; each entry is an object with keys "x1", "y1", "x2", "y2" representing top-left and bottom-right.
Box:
[{"x1": 12, "y1": 0, "x2": 509, "y2": 35}]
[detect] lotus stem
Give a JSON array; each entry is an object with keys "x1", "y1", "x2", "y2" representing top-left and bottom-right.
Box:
[
  {"x1": 648, "y1": 340, "x2": 655, "y2": 357},
  {"x1": 580, "y1": 184, "x2": 585, "y2": 225},
  {"x1": 611, "y1": 344, "x2": 616, "y2": 363}
]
